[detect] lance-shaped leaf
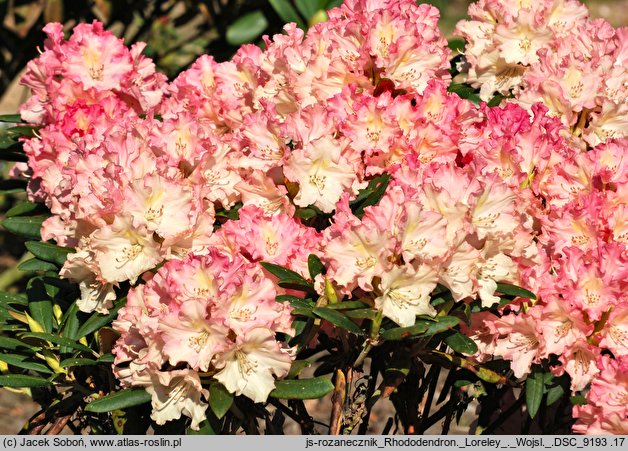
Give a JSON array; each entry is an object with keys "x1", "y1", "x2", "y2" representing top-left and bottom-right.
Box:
[
  {"x1": 312, "y1": 307, "x2": 364, "y2": 335},
  {"x1": 25, "y1": 241, "x2": 74, "y2": 266},
  {"x1": 1, "y1": 216, "x2": 46, "y2": 240},
  {"x1": 269, "y1": 376, "x2": 334, "y2": 400},
  {"x1": 496, "y1": 283, "x2": 536, "y2": 300},
  {"x1": 226, "y1": 11, "x2": 268, "y2": 45},
  {"x1": 0, "y1": 374, "x2": 51, "y2": 388},
  {"x1": 85, "y1": 389, "x2": 151, "y2": 413},
  {"x1": 208, "y1": 383, "x2": 233, "y2": 419},
  {"x1": 445, "y1": 332, "x2": 479, "y2": 354},
  {"x1": 260, "y1": 262, "x2": 314, "y2": 292}
]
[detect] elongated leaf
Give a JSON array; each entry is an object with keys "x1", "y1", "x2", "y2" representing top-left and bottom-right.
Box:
[
  {"x1": 7, "y1": 125, "x2": 38, "y2": 137},
  {"x1": 307, "y1": 254, "x2": 325, "y2": 279},
  {"x1": 260, "y1": 262, "x2": 314, "y2": 292},
  {"x1": 59, "y1": 358, "x2": 99, "y2": 368},
  {"x1": 76, "y1": 300, "x2": 125, "y2": 338},
  {"x1": 208, "y1": 383, "x2": 233, "y2": 419},
  {"x1": 0, "y1": 354, "x2": 53, "y2": 374},
  {"x1": 18, "y1": 258, "x2": 58, "y2": 273},
  {"x1": 380, "y1": 322, "x2": 429, "y2": 341},
  {"x1": 187, "y1": 420, "x2": 216, "y2": 435},
  {"x1": 324, "y1": 301, "x2": 368, "y2": 310},
  {"x1": 445, "y1": 332, "x2": 478, "y2": 354},
  {"x1": 0, "y1": 114, "x2": 22, "y2": 123},
  {"x1": 269, "y1": 0, "x2": 306, "y2": 29},
  {"x1": 1, "y1": 216, "x2": 46, "y2": 240},
  {"x1": 25, "y1": 241, "x2": 73, "y2": 266},
  {"x1": 295, "y1": 0, "x2": 323, "y2": 19},
  {"x1": 526, "y1": 372, "x2": 545, "y2": 419},
  {"x1": 20, "y1": 332, "x2": 93, "y2": 354},
  {"x1": 496, "y1": 283, "x2": 536, "y2": 300},
  {"x1": 0, "y1": 374, "x2": 51, "y2": 387},
  {"x1": 448, "y1": 83, "x2": 481, "y2": 104},
  {"x1": 312, "y1": 307, "x2": 363, "y2": 335},
  {"x1": 97, "y1": 354, "x2": 114, "y2": 363},
  {"x1": 344, "y1": 308, "x2": 377, "y2": 319},
  {"x1": 226, "y1": 11, "x2": 268, "y2": 45},
  {"x1": 270, "y1": 376, "x2": 334, "y2": 400},
  {"x1": 287, "y1": 360, "x2": 311, "y2": 379},
  {"x1": 0, "y1": 336, "x2": 39, "y2": 352},
  {"x1": 5, "y1": 201, "x2": 42, "y2": 217},
  {"x1": 546, "y1": 385, "x2": 564, "y2": 406},
  {"x1": 85, "y1": 389, "x2": 151, "y2": 413},
  {"x1": 424, "y1": 316, "x2": 460, "y2": 335},
  {"x1": 351, "y1": 173, "x2": 391, "y2": 218},
  {"x1": 0, "y1": 291, "x2": 28, "y2": 306},
  {"x1": 27, "y1": 278, "x2": 54, "y2": 333}
]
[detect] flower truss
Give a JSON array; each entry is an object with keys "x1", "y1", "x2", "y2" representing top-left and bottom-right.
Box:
[{"x1": 13, "y1": 0, "x2": 626, "y2": 433}]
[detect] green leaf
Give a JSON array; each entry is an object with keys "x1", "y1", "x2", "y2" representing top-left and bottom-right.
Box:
[
  {"x1": 208, "y1": 383, "x2": 233, "y2": 419},
  {"x1": 1, "y1": 215, "x2": 46, "y2": 240},
  {"x1": 5, "y1": 201, "x2": 42, "y2": 217},
  {"x1": 447, "y1": 83, "x2": 481, "y2": 104},
  {"x1": 307, "y1": 254, "x2": 325, "y2": 279},
  {"x1": 445, "y1": 332, "x2": 478, "y2": 354},
  {"x1": 295, "y1": 0, "x2": 323, "y2": 19},
  {"x1": 20, "y1": 332, "x2": 93, "y2": 354},
  {"x1": 496, "y1": 283, "x2": 536, "y2": 300},
  {"x1": 187, "y1": 420, "x2": 216, "y2": 435},
  {"x1": 27, "y1": 278, "x2": 54, "y2": 333},
  {"x1": 447, "y1": 38, "x2": 465, "y2": 52},
  {"x1": 0, "y1": 354, "x2": 53, "y2": 374},
  {"x1": 312, "y1": 307, "x2": 363, "y2": 335},
  {"x1": 526, "y1": 372, "x2": 545, "y2": 419},
  {"x1": 59, "y1": 357, "x2": 99, "y2": 368},
  {"x1": 97, "y1": 354, "x2": 115, "y2": 363},
  {"x1": 0, "y1": 374, "x2": 51, "y2": 388},
  {"x1": 546, "y1": 385, "x2": 564, "y2": 407},
  {"x1": 226, "y1": 11, "x2": 269, "y2": 46},
  {"x1": 269, "y1": 0, "x2": 306, "y2": 29},
  {"x1": 324, "y1": 301, "x2": 368, "y2": 310},
  {"x1": 0, "y1": 291, "x2": 28, "y2": 307},
  {"x1": 295, "y1": 207, "x2": 318, "y2": 221},
  {"x1": 487, "y1": 94, "x2": 505, "y2": 107},
  {"x1": 25, "y1": 241, "x2": 73, "y2": 266},
  {"x1": 344, "y1": 308, "x2": 377, "y2": 319},
  {"x1": 260, "y1": 262, "x2": 314, "y2": 292},
  {"x1": 85, "y1": 389, "x2": 151, "y2": 413},
  {"x1": 350, "y1": 173, "x2": 391, "y2": 219},
  {"x1": 7, "y1": 125, "x2": 37, "y2": 137},
  {"x1": 380, "y1": 322, "x2": 429, "y2": 341},
  {"x1": 0, "y1": 114, "x2": 22, "y2": 123},
  {"x1": 60, "y1": 302, "x2": 81, "y2": 353},
  {"x1": 0, "y1": 336, "x2": 39, "y2": 352},
  {"x1": 287, "y1": 360, "x2": 311, "y2": 379},
  {"x1": 424, "y1": 316, "x2": 460, "y2": 335},
  {"x1": 18, "y1": 258, "x2": 59, "y2": 273},
  {"x1": 270, "y1": 376, "x2": 334, "y2": 400},
  {"x1": 76, "y1": 299, "x2": 125, "y2": 338},
  {"x1": 570, "y1": 394, "x2": 586, "y2": 406}
]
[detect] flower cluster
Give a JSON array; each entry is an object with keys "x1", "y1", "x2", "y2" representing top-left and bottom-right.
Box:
[
  {"x1": 15, "y1": 0, "x2": 627, "y2": 433},
  {"x1": 455, "y1": 0, "x2": 627, "y2": 147}
]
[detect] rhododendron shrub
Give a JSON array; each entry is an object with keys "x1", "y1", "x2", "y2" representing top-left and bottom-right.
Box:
[{"x1": 0, "y1": 0, "x2": 625, "y2": 436}]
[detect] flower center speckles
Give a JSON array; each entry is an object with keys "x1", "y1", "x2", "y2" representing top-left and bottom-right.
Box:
[
  {"x1": 88, "y1": 64, "x2": 104, "y2": 81},
  {"x1": 616, "y1": 231, "x2": 628, "y2": 243},
  {"x1": 116, "y1": 244, "x2": 143, "y2": 265},
  {"x1": 265, "y1": 238, "x2": 279, "y2": 256},
  {"x1": 259, "y1": 146, "x2": 284, "y2": 160},
  {"x1": 409, "y1": 238, "x2": 428, "y2": 250},
  {"x1": 309, "y1": 174, "x2": 327, "y2": 193},
  {"x1": 475, "y1": 212, "x2": 501, "y2": 227},
  {"x1": 188, "y1": 330, "x2": 210, "y2": 352},
  {"x1": 609, "y1": 326, "x2": 628, "y2": 349},
  {"x1": 366, "y1": 128, "x2": 381, "y2": 143},
  {"x1": 231, "y1": 306, "x2": 257, "y2": 322},
  {"x1": 175, "y1": 137, "x2": 187, "y2": 155},
  {"x1": 145, "y1": 205, "x2": 164, "y2": 222},
  {"x1": 554, "y1": 322, "x2": 572, "y2": 341},
  {"x1": 203, "y1": 170, "x2": 228, "y2": 186},
  {"x1": 519, "y1": 38, "x2": 532, "y2": 52},
  {"x1": 571, "y1": 234, "x2": 589, "y2": 246},
  {"x1": 570, "y1": 81, "x2": 584, "y2": 99},
  {"x1": 584, "y1": 289, "x2": 600, "y2": 305},
  {"x1": 260, "y1": 198, "x2": 282, "y2": 215},
  {"x1": 235, "y1": 350, "x2": 257, "y2": 376},
  {"x1": 157, "y1": 380, "x2": 189, "y2": 412},
  {"x1": 355, "y1": 256, "x2": 376, "y2": 270}
]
